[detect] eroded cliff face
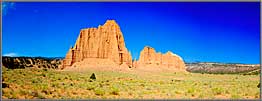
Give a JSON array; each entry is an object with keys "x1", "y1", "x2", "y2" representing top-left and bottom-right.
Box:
[
  {"x1": 62, "y1": 20, "x2": 132, "y2": 69},
  {"x1": 62, "y1": 20, "x2": 186, "y2": 71},
  {"x1": 135, "y1": 46, "x2": 186, "y2": 71}
]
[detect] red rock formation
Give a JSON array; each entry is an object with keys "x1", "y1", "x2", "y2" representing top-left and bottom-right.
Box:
[
  {"x1": 61, "y1": 20, "x2": 185, "y2": 72},
  {"x1": 61, "y1": 20, "x2": 132, "y2": 69},
  {"x1": 136, "y1": 46, "x2": 185, "y2": 71}
]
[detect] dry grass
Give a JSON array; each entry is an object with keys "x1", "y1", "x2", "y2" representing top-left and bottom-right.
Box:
[{"x1": 2, "y1": 66, "x2": 260, "y2": 99}]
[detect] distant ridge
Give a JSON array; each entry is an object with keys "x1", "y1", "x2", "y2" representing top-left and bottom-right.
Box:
[
  {"x1": 186, "y1": 62, "x2": 260, "y2": 74},
  {"x1": 185, "y1": 61, "x2": 259, "y2": 65},
  {"x1": 2, "y1": 56, "x2": 64, "y2": 60},
  {"x1": 2, "y1": 56, "x2": 62, "y2": 69}
]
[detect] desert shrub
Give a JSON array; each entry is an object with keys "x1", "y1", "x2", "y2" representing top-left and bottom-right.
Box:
[
  {"x1": 64, "y1": 76, "x2": 69, "y2": 80},
  {"x1": 140, "y1": 84, "x2": 145, "y2": 87},
  {"x1": 40, "y1": 73, "x2": 47, "y2": 77},
  {"x1": 225, "y1": 89, "x2": 230, "y2": 94},
  {"x1": 198, "y1": 93, "x2": 205, "y2": 98},
  {"x1": 94, "y1": 88, "x2": 105, "y2": 96},
  {"x1": 187, "y1": 87, "x2": 195, "y2": 94},
  {"x1": 11, "y1": 91, "x2": 18, "y2": 99},
  {"x1": 51, "y1": 82, "x2": 60, "y2": 88},
  {"x1": 174, "y1": 90, "x2": 181, "y2": 94},
  {"x1": 2, "y1": 82, "x2": 9, "y2": 88},
  {"x1": 43, "y1": 68, "x2": 48, "y2": 71},
  {"x1": 255, "y1": 92, "x2": 260, "y2": 98},
  {"x1": 231, "y1": 94, "x2": 241, "y2": 99},
  {"x1": 31, "y1": 78, "x2": 39, "y2": 83},
  {"x1": 37, "y1": 92, "x2": 46, "y2": 99},
  {"x1": 86, "y1": 84, "x2": 95, "y2": 90},
  {"x1": 18, "y1": 89, "x2": 28, "y2": 96},
  {"x1": 40, "y1": 83, "x2": 49, "y2": 90},
  {"x1": 42, "y1": 89, "x2": 50, "y2": 95},
  {"x1": 2, "y1": 88, "x2": 12, "y2": 98},
  {"x1": 110, "y1": 86, "x2": 120, "y2": 95},
  {"x1": 212, "y1": 87, "x2": 223, "y2": 95}
]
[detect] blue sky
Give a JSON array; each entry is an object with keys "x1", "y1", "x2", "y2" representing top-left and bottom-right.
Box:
[{"x1": 2, "y1": 2, "x2": 260, "y2": 64}]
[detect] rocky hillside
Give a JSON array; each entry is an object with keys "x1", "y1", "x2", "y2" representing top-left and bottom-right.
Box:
[
  {"x1": 186, "y1": 62, "x2": 260, "y2": 74},
  {"x1": 2, "y1": 56, "x2": 62, "y2": 69}
]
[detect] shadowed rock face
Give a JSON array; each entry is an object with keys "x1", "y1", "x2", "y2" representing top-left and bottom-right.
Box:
[
  {"x1": 2, "y1": 56, "x2": 62, "y2": 69},
  {"x1": 135, "y1": 46, "x2": 186, "y2": 71},
  {"x1": 62, "y1": 20, "x2": 132, "y2": 69}
]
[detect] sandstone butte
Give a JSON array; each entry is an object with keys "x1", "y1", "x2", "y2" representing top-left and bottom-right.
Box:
[
  {"x1": 134, "y1": 46, "x2": 186, "y2": 71},
  {"x1": 61, "y1": 20, "x2": 186, "y2": 71},
  {"x1": 61, "y1": 20, "x2": 132, "y2": 69}
]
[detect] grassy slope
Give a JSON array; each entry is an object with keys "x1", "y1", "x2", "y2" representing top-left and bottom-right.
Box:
[{"x1": 2, "y1": 67, "x2": 260, "y2": 99}]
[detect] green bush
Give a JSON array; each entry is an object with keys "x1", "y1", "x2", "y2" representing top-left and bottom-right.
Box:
[
  {"x1": 94, "y1": 88, "x2": 105, "y2": 96},
  {"x1": 37, "y1": 92, "x2": 46, "y2": 99},
  {"x1": 187, "y1": 88, "x2": 195, "y2": 94},
  {"x1": 231, "y1": 94, "x2": 241, "y2": 99},
  {"x1": 11, "y1": 91, "x2": 18, "y2": 99},
  {"x1": 212, "y1": 87, "x2": 223, "y2": 95},
  {"x1": 110, "y1": 86, "x2": 120, "y2": 95},
  {"x1": 86, "y1": 84, "x2": 96, "y2": 90}
]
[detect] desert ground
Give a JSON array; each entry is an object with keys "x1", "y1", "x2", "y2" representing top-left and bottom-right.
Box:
[{"x1": 2, "y1": 65, "x2": 260, "y2": 99}]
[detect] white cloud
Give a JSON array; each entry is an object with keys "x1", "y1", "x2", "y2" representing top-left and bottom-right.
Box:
[
  {"x1": 2, "y1": 2, "x2": 16, "y2": 16},
  {"x1": 3, "y1": 53, "x2": 18, "y2": 57}
]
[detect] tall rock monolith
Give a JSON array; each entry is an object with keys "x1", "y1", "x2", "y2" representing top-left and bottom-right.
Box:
[{"x1": 61, "y1": 20, "x2": 132, "y2": 69}]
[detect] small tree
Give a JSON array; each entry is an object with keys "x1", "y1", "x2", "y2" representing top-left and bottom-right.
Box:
[{"x1": 90, "y1": 73, "x2": 96, "y2": 80}]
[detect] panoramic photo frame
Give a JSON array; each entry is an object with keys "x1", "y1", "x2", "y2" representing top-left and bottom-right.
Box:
[{"x1": 1, "y1": 0, "x2": 261, "y2": 100}]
